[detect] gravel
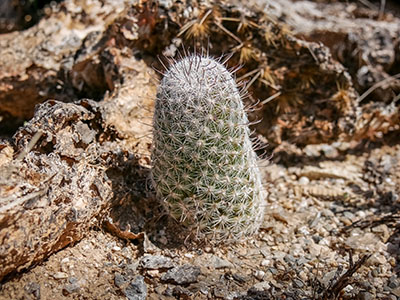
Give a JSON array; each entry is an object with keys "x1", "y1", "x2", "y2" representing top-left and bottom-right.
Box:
[{"x1": 1, "y1": 143, "x2": 399, "y2": 300}]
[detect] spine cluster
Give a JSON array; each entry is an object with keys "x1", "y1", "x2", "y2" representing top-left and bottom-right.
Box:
[{"x1": 151, "y1": 54, "x2": 265, "y2": 240}]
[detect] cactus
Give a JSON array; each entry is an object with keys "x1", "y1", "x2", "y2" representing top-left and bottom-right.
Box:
[{"x1": 151, "y1": 54, "x2": 265, "y2": 240}]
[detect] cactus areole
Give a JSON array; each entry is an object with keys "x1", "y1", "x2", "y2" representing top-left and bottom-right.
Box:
[{"x1": 151, "y1": 54, "x2": 265, "y2": 240}]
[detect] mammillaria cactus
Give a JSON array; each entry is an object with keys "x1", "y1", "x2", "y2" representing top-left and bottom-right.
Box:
[{"x1": 151, "y1": 54, "x2": 265, "y2": 240}]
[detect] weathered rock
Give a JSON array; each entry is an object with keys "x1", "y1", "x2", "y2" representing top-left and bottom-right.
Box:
[
  {"x1": 161, "y1": 265, "x2": 201, "y2": 285},
  {"x1": 209, "y1": 255, "x2": 234, "y2": 269},
  {"x1": 258, "y1": 0, "x2": 400, "y2": 143},
  {"x1": 114, "y1": 272, "x2": 127, "y2": 288},
  {"x1": 359, "y1": 291, "x2": 375, "y2": 300},
  {"x1": 24, "y1": 282, "x2": 40, "y2": 300},
  {"x1": 0, "y1": 0, "x2": 131, "y2": 134},
  {"x1": 62, "y1": 282, "x2": 80, "y2": 295},
  {"x1": 124, "y1": 276, "x2": 147, "y2": 300},
  {"x1": 139, "y1": 255, "x2": 174, "y2": 270},
  {"x1": 0, "y1": 99, "x2": 129, "y2": 281},
  {"x1": 251, "y1": 281, "x2": 271, "y2": 292}
]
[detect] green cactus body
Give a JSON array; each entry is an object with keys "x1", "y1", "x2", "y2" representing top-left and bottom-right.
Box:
[{"x1": 151, "y1": 54, "x2": 265, "y2": 240}]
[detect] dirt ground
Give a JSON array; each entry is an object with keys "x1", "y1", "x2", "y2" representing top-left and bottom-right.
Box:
[{"x1": 1, "y1": 142, "x2": 399, "y2": 299}]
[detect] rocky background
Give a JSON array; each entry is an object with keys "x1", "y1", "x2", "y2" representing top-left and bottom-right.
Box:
[{"x1": 0, "y1": 0, "x2": 400, "y2": 299}]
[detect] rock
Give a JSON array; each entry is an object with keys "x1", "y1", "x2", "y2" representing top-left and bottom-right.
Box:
[
  {"x1": 62, "y1": 281, "x2": 80, "y2": 295},
  {"x1": 191, "y1": 282, "x2": 210, "y2": 295},
  {"x1": 283, "y1": 254, "x2": 295, "y2": 265},
  {"x1": 0, "y1": 99, "x2": 116, "y2": 282},
  {"x1": 359, "y1": 291, "x2": 374, "y2": 300},
  {"x1": 143, "y1": 234, "x2": 160, "y2": 254},
  {"x1": 321, "y1": 270, "x2": 336, "y2": 286},
  {"x1": 232, "y1": 273, "x2": 248, "y2": 283},
  {"x1": 52, "y1": 272, "x2": 68, "y2": 280},
  {"x1": 112, "y1": 245, "x2": 121, "y2": 252},
  {"x1": 209, "y1": 255, "x2": 233, "y2": 269},
  {"x1": 214, "y1": 286, "x2": 228, "y2": 298},
  {"x1": 304, "y1": 145, "x2": 320, "y2": 157},
  {"x1": 162, "y1": 285, "x2": 174, "y2": 297},
  {"x1": 312, "y1": 235, "x2": 322, "y2": 243},
  {"x1": 261, "y1": 259, "x2": 271, "y2": 267},
  {"x1": 124, "y1": 276, "x2": 147, "y2": 300},
  {"x1": 367, "y1": 253, "x2": 387, "y2": 266},
  {"x1": 343, "y1": 284, "x2": 353, "y2": 293},
  {"x1": 391, "y1": 286, "x2": 400, "y2": 297},
  {"x1": 154, "y1": 285, "x2": 166, "y2": 295},
  {"x1": 293, "y1": 279, "x2": 304, "y2": 288},
  {"x1": 388, "y1": 275, "x2": 399, "y2": 288},
  {"x1": 60, "y1": 257, "x2": 70, "y2": 264},
  {"x1": 126, "y1": 263, "x2": 139, "y2": 275},
  {"x1": 139, "y1": 255, "x2": 174, "y2": 270},
  {"x1": 161, "y1": 264, "x2": 200, "y2": 285},
  {"x1": 251, "y1": 281, "x2": 271, "y2": 292},
  {"x1": 321, "y1": 144, "x2": 339, "y2": 158},
  {"x1": 298, "y1": 176, "x2": 310, "y2": 185},
  {"x1": 172, "y1": 286, "x2": 193, "y2": 298},
  {"x1": 195, "y1": 253, "x2": 235, "y2": 270},
  {"x1": 24, "y1": 282, "x2": 40, "y2": 299},
  {"x1": 114, "y1": 272, "x2": 127, "y2": 288},
  {"x1": 146, "y1": 269, "x2": 159, "y2": 277},
  {"x1": 68, "y1": 277, "x2": 78, "y2": 284},
  {"x1": 345, "y1": 232, "x2": 382, "y2": 251},
  {"x1": 268, "y1": 267, "x2": 278, "y2": 275},
  {"x1": 254, "y1": 270, "x2": 265, "y2": 280}
]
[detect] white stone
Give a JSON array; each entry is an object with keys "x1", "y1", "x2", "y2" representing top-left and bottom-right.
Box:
[
  {"x1": 298, "y1": 176, "x2": 310, "y2": 185},
  {"x1": 254, "y1": 270, "x2": 265, "y2": 280},
  {"x1": 261, "y1": 259, "x2": 271, "y2": 267},
  {"x1": 252, "y1": 281, "x2": 270, "y2": 291}
]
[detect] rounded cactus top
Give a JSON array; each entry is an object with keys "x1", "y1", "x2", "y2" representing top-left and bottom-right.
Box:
[{"x1": 157, "y1": 55, "x2": 241, "y2": 112}]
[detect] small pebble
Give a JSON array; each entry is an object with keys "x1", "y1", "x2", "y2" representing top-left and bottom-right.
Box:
[
  {"x1": 293, "y1": 279, "x2": 304, "y2": 288},
  {"x1": 298, "y1": 176, "x2": 310, "y2": 185},
  {"x1": 261, "y1": 259, "x2": 270, "y2": 267},
  {"x1": 24, "y1": 282, "x2": 40, "y2": 299},
  {"x1": 53, "y1": 272, "x2": 68, "y2": 280},
  {"x1": 204, "y1": 247, "x2": 212, "y2": 253},
  {"x1": 213, "y1": 286, "x2": 227, "y2": 298},
  {"x1": 60, "y1": 258, "x2": 70, "y2": 264},
  {"x1": 254, "y1": 270, "x2": 265, "y2": 280},
  {"x1": 359, "y1": 291, "x2": 374, "y2": 300},
  {"x1": 391, "y1": 286, "x2": 400, "y2": 297},
  {"x1": 114, "y1": 273, "x2": 126, "y2": 288},
  {"x1": 209, "y1": 255, "x2": 233, "y2": 269},
  {"x1": 232, "y1": 273, "x2": 247, "y2": 283},
  {"x1": 147, "y1": 269, "x2": 159, "y2": 277},
  {"x1": 343, "y1": 285, "x2": 353, "y2": 293},
  {"x1": 251, "y1": 281, "x2": 270, "y2": 291},
  {"x1": 62, "y1": 282, "x2": 80, "y2": 295}
]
